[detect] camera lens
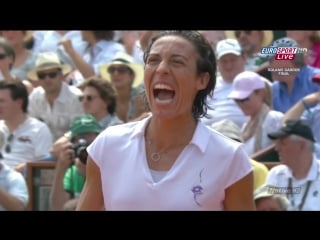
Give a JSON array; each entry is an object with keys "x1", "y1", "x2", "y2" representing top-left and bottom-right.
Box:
[
  {"x1": 73, "y1": 139, "x2": 89, "y2": 165},
  {"x1": 78, "y1": 147, "x2": 88, "y2": 164}
]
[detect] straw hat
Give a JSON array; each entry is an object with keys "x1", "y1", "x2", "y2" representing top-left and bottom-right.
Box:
[
  {"x1": 27, "y1": 52, "x2": 72, "y2": 81},
  {"x1": 99, "y1": 52, "x2": 144, "y2": 88},
  {"x1": 225, "y1": 30, "x2": 274, "y2": 47}
]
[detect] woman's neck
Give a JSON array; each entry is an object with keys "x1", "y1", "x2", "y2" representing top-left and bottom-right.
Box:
[{"x1": 147, "y1": 114, "x2": 197, "y2": 148}]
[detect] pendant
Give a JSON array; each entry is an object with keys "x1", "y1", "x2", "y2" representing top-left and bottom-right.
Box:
[{"x1": 151, "y1": 152, "x2": 161, "y2": 162}]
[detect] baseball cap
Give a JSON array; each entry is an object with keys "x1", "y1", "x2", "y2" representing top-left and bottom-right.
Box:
[
  {"x1": 216, "y1": 39, "x2": 242, "y2": 60},
  {"x1": 70, "y1": 114, "x2": 102, "y2": 139},
  {"x1": 211, "y1": 119, "x2": 243, "y2": 143},
  {"x1": 267, "y1": 119, "x2": 315, "y2": 142},
  {"x1": 228, "y1": 71, "x2": 265, "y2": 100}
]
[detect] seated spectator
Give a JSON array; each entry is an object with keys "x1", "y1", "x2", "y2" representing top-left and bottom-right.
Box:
[
  {"x1": 99, "y1": 52, "x2": 144, "y2": 122},
  {"x1": 267, "y1": 37, "x2": 320, "y2": 113},
  {"x1": 27, "y1": 52, "x2": 84, "y2": 141},
  {"x1": 211, "y1": 119, "x2": 269, "y2": 191},
  {"x1": 267, "y1": 119, "x2": 320, "y2": 211},
  {"x1": 0, "y1": 37, "x2": 33, "y2": 94},
  {"x1": 200, "y1": 38, "x2": 248, "y2": 128},
  {"x1": 59, "y1": 31, "x2": 125, "y2": 80},
  {"x1": 286, "y1": 31, "x2": 320, "y2": 68},
  {"x1": 225, "y1": 30, "x2": 274, "y2": 81},
  {"x1": 228, "y1": 71, "x2": 283, "y2": 155},
  {"x1": 0, "y1": 80, "x2": 53, "y2": 173},
  {"x1": 282, "y1": 74, "x2": 320, "y2": 158},
  {"x1": 50, "y1": 76, "x2": 123, "y2": 161},
  {"x1": 1, "y1": 31, "x2": 38, "y2": 81},
  {"x1": 0, "y1": 158, "x2": 29, "y2": 211},
  {"x1": 254, "y1": 184, "x2": 289, "y2": 211},
  {"x1": 50, "y1": 114, "x2": 102, "y2": 211}
]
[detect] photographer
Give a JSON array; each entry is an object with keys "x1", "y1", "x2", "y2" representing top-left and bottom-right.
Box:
[{"x1": 49, "y1": 114, "x2": 102, "y2": 211}]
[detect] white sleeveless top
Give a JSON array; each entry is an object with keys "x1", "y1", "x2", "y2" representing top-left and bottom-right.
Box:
[{"x1": 87, "y1": 116, "x2": 252, "y2": 210}]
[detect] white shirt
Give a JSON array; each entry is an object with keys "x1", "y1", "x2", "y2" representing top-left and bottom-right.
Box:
[
  {"x1": 201, "y1": 76, "x2": 248, "y2": 128},
  {"x1": 243, "y1": 110, "x2": 284, "y2": 156},
  {"x1": 28, "y1": 82, "x2": 84, "y2": 141},
  {"x1": 32, "y1": 31, "x2": 88, "y2": 69},
  {"x1": 0, "y1": 162, "x2": 29, "y2": 211},
  {"x1": 87, "y1": 115, "x2": 252, "y2": 210},
  {"x1": 266, "y1": 157, "x2": 320, "y2": 211},
  {"x1": 83, "y1": 40, "x2": 125, "y2": 75},
  {"x1": 0, "y1": 117, "x2": 53, "y2": 168}
]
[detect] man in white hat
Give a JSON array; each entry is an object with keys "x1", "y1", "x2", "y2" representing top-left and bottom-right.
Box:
[
  {"x1": 200, "y1": 38, "x2": 248, "y2": 128},
  {"x1": 27, "y1": 52, "x2": 84, "y2": 141}
]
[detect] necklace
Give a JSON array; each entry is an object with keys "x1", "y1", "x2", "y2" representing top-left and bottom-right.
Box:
[{"x1": 146, "y1": 139, "x2": 167, "y2": 162}]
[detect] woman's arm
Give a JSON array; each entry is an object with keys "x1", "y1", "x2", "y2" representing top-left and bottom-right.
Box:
[
  {"x1": 76, "y1": 156, "x2": 104, "y2": 211},
  {"x1": 224, "y1": 172, "x2": 255, "y2": 211}
]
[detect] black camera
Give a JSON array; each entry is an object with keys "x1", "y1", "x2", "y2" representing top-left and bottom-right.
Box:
[{"x1": 73, "y1": 139, "x2": 89, "y2": 164}]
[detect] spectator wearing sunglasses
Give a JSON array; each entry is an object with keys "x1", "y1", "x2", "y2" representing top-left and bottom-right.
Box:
[
  {"x1": 225, "y1": 30, "x2": 274, "y2": 81},
  {"x1": 0, "y1": 80, "x2": 53, "y2": 173},
  {"x1": 27, "y1": 52, "x2": 84, "y2": 141},
  {"x1": 228, "y1": 71, "x2": 284, "y2": 156},
  {"x1": 99, "y1": 52, "x2": 146, "y2": 122},
  {"x1": 50, "y1": 77, "x2": 124, "y2": 160}
]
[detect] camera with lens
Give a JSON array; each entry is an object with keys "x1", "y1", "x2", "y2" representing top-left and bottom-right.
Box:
[{"x1": 73, "y1": 139, "x2": 89, "y2": 164}]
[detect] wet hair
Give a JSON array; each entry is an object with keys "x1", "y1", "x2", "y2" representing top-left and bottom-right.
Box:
[
  {"x1": 78, "y1": 77, "x2": 117, "y2": 114},
  {"x1": 143, "y1": 31, "x2": 217, "y2": 120},
  {"x1": 0, "y1": 79, "x2": 28, "y2": 113}
]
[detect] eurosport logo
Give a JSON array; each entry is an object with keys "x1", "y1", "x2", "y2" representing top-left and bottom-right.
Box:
[{"x1": 261, "y1": 46, "x2": 308, "y2": 60}]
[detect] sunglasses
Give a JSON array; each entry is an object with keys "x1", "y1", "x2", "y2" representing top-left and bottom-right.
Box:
[
  {"x1": 235, "y1": 31, "x2": 252, "y2": 38},
  {"x1": 79, "y1": 95, "x2": 98, "y2": 102},
  {"x1": 37, "y1": 71, "x2": 59, "y2": 80},
  {"x1": 0, "y1": 53, "x2": 7, "y2": 60},
  {"x1": 5, "y1": 133, "x2": 13, "y2": 153},
  {"x1": 234, "y1": 97, "x2": 250, "y2": 103},
  {"x1": 107, "y1": 66, "x2": 130, "y2": 74}
]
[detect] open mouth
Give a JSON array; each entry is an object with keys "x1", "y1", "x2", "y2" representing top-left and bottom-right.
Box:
[{"x1": 153, "y1": 83, "x2": 175, "y2": 103}]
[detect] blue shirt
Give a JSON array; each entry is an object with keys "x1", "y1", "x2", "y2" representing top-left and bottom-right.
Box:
[
  {"x1": 272, "y1": 65, "x2": 320, "y2": 113},
  {"x1": 301, "y1": 103, "x2": 320, "y2": 159}
]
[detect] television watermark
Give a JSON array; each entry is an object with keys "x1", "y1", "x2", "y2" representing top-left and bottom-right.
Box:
[
  {"x1": 267, "y1": 185, "x2": 301, "y2": 195},
  {"x1": 267, "y1": 67, "x2": 300, "y2": 76}
]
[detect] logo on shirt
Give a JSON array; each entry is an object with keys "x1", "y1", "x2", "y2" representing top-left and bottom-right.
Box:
[{"x1": 191, "y1": 168, "x2": 204, "y2": 207}]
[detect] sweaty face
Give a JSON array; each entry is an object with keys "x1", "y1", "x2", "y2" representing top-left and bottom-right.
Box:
[{"x1": 144, "y1": 35, "x2": 208, "y2": 119}]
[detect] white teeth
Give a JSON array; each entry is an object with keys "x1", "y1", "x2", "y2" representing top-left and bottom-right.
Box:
[{"x1": 154, "y1": 84, "x2": 173, "y2": 90}]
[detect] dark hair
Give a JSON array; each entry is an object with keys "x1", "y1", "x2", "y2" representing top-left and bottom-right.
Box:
[
  {"x1": 143, "y1": 31, "x2": 217, "y2": 120},
  {"x1": 92, "y1": 31, "x2": 114, "y2": 41},
  {"x1": 0, "y1": 37, "x2": 15, "y2": 69},
  {"x1": 0, "y1": 80, "x2": 28, "y2": 113},
  {"x1": 78, "y1": 77, "x2": 117, "y2": 114}
]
